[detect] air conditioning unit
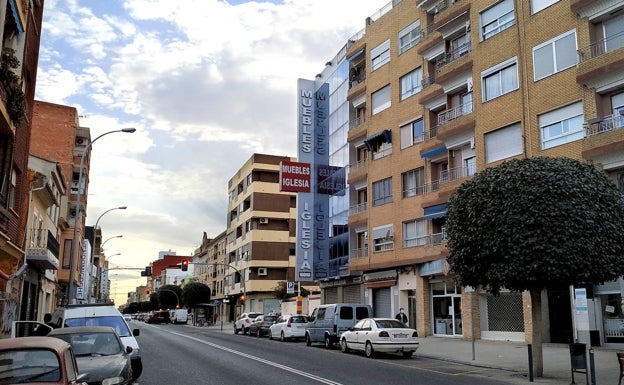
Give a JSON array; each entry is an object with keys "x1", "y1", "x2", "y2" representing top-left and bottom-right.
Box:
[
  {"x1": 259, "y1": 217, "x2": 269, "y2": 224},
  {"x1": 258, "y1": 267, "x2": 267, "y2": 276}
]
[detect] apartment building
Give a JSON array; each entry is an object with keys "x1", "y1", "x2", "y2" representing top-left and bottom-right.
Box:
[
  {"x1": 0, "y1": 0, "x2": 46, "y2": 328},
  {"x1": 226, "y1": 154, "x2": 318, "y2": 320},
  {"x1": 192, "y1": 231, "x2": 228, "y2": 320},
  {"x1": 30, "y1": 101, "x2": 91, "y2": 307},
  {"x1": 326, "y1": 0, "x2": 624, "y2": 347}
]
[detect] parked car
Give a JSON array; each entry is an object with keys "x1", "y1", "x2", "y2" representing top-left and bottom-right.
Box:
[
  {"x1": 248, "y1": 315, "x2": 279, "y2": 337},
  {"x1": 146, "y1": 311, "x2": 171, "y2": 324},
  {"x1": 305, "y1": 303, "x2": 373, "y2": 349},
  {"x1": 12, "y1": 303, "x2": 142, "y2": 382},
  {"x1": 269, "y1": 314, "x2": 309, "y2": 341},
  {"x1": 234, "y1": 312, "x2": 262, "y2": 335},
  {"x1": 340, "y1": 318, "x2": 419, "y2": 358},
  {"x1": 123, "y1": 314, "x2": 132, "y2": 323},
  {"x1": 0, "y1": 336, "x2": 88, "y2": 385},
  {"x1": 49, "y1": 326, "x2": 133, "y2": 385},
  {"x1": 171, "y1": 309, "x2": 189, "y2": 324}
]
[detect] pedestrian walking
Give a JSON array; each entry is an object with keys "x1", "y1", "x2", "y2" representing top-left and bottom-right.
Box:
[{"x1": 395, "y1": 308, "x2": 408, "y2": 324}]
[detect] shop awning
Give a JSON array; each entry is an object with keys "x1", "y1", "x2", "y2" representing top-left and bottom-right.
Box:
[{"x1": 423, "y1": 203, "x2": 447, "y2": 220}]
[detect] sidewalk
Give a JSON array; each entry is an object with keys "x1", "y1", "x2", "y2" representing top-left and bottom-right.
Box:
[{"x1": 206, "y1": 322, "x2": 620, "y2": 384}]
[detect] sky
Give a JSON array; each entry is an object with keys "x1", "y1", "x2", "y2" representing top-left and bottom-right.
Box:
[{"x1": 36, "y1": 0, "x2": 390, "y2": 305}]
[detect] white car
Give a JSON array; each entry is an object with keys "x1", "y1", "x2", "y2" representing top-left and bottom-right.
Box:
[
  {"x1": 269, "y1": 314, "x2": 309, "y2": 341},
  {"x1": 340, "y1": 318, "x2": 419, "y2": 358},
  {"x1": 234, "y1": 312, "x2": 263, "y2": 335}
]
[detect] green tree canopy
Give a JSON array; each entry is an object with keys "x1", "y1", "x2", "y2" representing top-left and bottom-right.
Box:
[
  {"x1": 446, "y1": 157, "x2": 624, "y2": 295},
  {"x1": 272, "y1": 281, "x2": 310, "y2": 300},
  {"x1": 182, "y1": 282, "x2": 211, "y2": 309}
]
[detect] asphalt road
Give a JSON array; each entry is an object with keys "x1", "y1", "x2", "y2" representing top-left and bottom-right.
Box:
[{"x1": 132, "y1": 322, "x2": 528, "y2": 385}]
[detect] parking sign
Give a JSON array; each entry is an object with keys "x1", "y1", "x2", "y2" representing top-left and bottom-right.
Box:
[{"x1": 286, "y1": 281, "x2": 295, "y2": 294}]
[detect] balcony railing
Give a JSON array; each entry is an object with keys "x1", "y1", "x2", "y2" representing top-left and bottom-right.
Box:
[
  {"x1": 435, "y1": 42, "x2": 472, "y2": 70},
  {"x1": 440, "y1": 164, "x2": 476, "y2": 182},
  {"x1": 349, "y1": 115, "x2": 366, "y2": 129},
  {"x1": 437, "y1": 101, "x2": 473, "y2": 126},
  {"x1": 349, "y1": 202, "x2": 368, "y2": 215},
  {"x1": 421, "y1": 73, "x2": 436, "y2": 89},
  {"x1": 25, "y1": 228, "x2": 59, "y2": 270},
  {"x1": 404, "y1": 231, "x2": 447, "y2": 248},
  {"x1": 578, "y1": 31, "x2": 624, "y2": 63},
  {"x1": 350, "y1": 247, "x2": 369, "y2": 259},
  {"x1": 585, "y1": 113, "x2": 624, "y2": 137}
]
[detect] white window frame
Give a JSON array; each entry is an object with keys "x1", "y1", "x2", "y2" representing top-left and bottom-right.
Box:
[
  {"x1": 400, "y1": 68, "x2": 423, "y2": 101},
  {"x1": 480, "y1": 0, "x2": 515, "y2": 41},
  {"x1": 539, "y1": 101, "x2": 584, "y2": 149},
  {"x1": 533, "y1": 29, "x2": 577, "y2": 81},
  {"x1": 481, "y1": 57, "x2": 518, "y2": 102},
  {"x1": 531, "y1": 0, "x2": 560, "y2": 14},
  {"x1": 372, "y1": 224, "x2": 394, "y2": 252},
  {"x1": 400, "y1": 117, "x2": 424, "y2": 149},
  {"x1": 485, "y1": 123, "x2": 523, "y2": 163},
  {"x1": 372, "y1": 85, "x2": 391, "y2": 115},
  {"x1": 403, "y1": 219, "x2": 427, "y2": 248},
  {"x1": 399, "y1": 20, "x2": 421, "y2": 54},
  {"x1": 371, "y1": 39, "x2": 390, "y2": 71}
]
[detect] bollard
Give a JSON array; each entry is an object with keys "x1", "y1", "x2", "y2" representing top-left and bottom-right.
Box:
[
  {"x1": 528, "y1": 344, "x2": 534, "y2": 382},
  {"x1": 589, "y1": 348, "x2": 596, "y2": 385}
]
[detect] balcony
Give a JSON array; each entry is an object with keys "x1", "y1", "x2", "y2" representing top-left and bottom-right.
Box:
[
  {"x1": 435, "y1": 43, "x2": 471, "y2": 71},
  {"x1": 350, "y1": 246, "x2": 369, "y2": 259},
  {"x1": 582, "y1": 113, "x2": 624, "y2": 159},
  {"x1": 25, "y1": 229, "x2": 59, "y2": 271},
  {"x1": 576, "y1": 32, "x2": 624, "y2": 87},
  {"x1": 349, "y1": 202, "x2": 368, "y2": 216},
  {"x1": 404, "y1": 231, "x2": 447, "y2": 248},
  {"x1": 435, "y1": 101, "x2": 475, "y2": 140},
  {"x1": 584, "y1": 113, "x2": 624, "y2": 137}
]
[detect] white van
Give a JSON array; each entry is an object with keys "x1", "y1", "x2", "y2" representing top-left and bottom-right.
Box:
[
  {"x1": 12, "y1": 304, "x2": 143, "y2": 381},
  {"x1": 305, "y1": 303, "x2": 373, "y2": 348},
  {"x1": 172, "y1": 309, "x2": 188, "y2": 324}
]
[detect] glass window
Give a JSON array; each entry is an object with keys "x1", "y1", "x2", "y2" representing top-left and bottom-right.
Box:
[
  {"x1": 399, "y1": 20, "x2": 421, "y2": 54},
  {"x1": 482, "y1": 59, "x2": 518, "y2": 101},
  {"x1": 402, "y1": 168, "x2": 424, "y2": 198},
  {"x1": 605, "y1": 15, "x2": 624, "y2": 52},
  {"x1": 403, "y1": 219, "x2": 427, "y2": 247},
  {"x1": 533, "y1": 30, "x2": 577, "y2": 81},
  {"x1": 400, "y1": 118, "x2": 424, "y2": 149},
  {"x1": 339, "y1": 306, "x2": 353, "y2": 319},
  {"x1": 372, "y1": 85, "x2": 391, "y2": 114},
  {"x1": 531, "y1": 0, "x2": 560, "y2": 13},
  {"x1": 480, "y1": 0, "x2": 515, "y2": 40},
  {"x1": 371, "y1": 39, "x2": 390, "y2": 71},
  {"x1": 485, "y1": 123, "x2": 523, "y2": 163},
  {"x1": 539, "y1": 102, "x2": 584, "y2": 149},
  {"x1": 372, "y1": 177, "x2": 392, "y2": 206},
  {"x1": 400, "y1": 68, "x2": 423, "y2": 100}
]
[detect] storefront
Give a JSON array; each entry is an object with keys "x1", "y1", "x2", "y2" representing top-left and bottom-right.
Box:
[{"x1": 431, "y1": 279, "x2": 462, "y2": 337}]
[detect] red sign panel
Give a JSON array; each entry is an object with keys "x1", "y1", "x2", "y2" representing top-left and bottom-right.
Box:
[{"x1": 279, "y1": 161, "x2": 311, "y2": 192}]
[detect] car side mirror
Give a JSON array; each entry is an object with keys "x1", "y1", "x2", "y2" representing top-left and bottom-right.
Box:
[
  {"x1": 133, "y1": 328, "x2": 140, "y2": 336},
  {"x1": 126, "y1": 346, "x2": 133, "y2": 354}
]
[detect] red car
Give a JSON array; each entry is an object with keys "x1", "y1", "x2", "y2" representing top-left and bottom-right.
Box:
[
  {"x1": 0, "y1": 336, "x2": 88, "y2": 384},
  {"x1": 146, "y1": 311, "x2": 171, "y2": 324}
]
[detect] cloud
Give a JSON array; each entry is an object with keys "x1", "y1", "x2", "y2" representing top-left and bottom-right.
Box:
[{"x1": 37, "y1": 0, "x2": 389, "y2": 305}]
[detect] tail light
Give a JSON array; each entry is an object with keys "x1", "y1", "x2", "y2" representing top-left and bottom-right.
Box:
[
  {"x1": 245, "y1": 319, "x2": 250, "y2": 324},
  {"x1": 379, "y1": 331, "x2": 389, "y2": 337}
]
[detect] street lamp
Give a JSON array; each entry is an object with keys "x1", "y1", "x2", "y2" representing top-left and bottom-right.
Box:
[
  {"x1": 67, "y1": 127, "x2": 136, "y2": 304},
  {"x1": 100, "y1": 235, "x2": 123, "y2": 250},
  {"x1": 89, "y1": 206, "x2": 128, "y2": 297}
]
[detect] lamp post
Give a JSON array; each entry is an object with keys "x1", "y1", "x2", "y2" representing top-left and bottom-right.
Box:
[
  {"x1": 67, "y1": 127, "x2": 135, "y2": 304},
  {"x1": 100, "y1": 235, "x2": 123, "y2": 250},
  {"x1": 90, "y1": 206, "x2": 126, "y2": 302}
]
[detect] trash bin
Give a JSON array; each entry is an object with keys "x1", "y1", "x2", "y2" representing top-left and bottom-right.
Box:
[{"x1": 569, "y1": 343, "x2": 588, "y2": 384}]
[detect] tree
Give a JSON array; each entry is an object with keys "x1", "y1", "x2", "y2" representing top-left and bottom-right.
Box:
[
  {"x1": 158, "y1": 285, "x2": 182, "y2": 309},
  {"x1": 445, "y1": 157, "x2": 624, "y2": 377},
  {"x1": 272, "y1": 281, "x2": 310, "y2": 300},
  {"x1": 182, "y1": 282, "x2": 211, "y2": 309}
]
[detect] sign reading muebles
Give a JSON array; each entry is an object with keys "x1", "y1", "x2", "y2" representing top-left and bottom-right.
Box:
[{"x1": 279, "y1": 160, "x2": 311, "y2": 192}]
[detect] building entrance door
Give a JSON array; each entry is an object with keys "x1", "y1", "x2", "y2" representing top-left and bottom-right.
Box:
[{"x1": 431, "y1": 280, "x2": 462, "y2": 336}]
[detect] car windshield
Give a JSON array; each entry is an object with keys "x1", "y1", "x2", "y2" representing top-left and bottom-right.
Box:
[
  {"x1": 65, "y1": 316, "x2": 132, "y2": 337},
  {"x1": 264, "y1": 316, "x2": 278, "y2": 322},
  {"x1": 0, "y1": 348, "x2": 61, "y2": 384},
  {"x1": 375, "y1": 319, "x2": 406, "y2": 329},
  {"x1": 249, "y1": 313, "x2": 261, "y2": 318},
  {"x1": 53, "y1": 332, "x2": 122, "y2": 356}
]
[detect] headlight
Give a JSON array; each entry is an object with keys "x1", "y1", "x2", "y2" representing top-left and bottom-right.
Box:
[{"x1": 102, "y1": 377, "x2": 125, "y2": 385}]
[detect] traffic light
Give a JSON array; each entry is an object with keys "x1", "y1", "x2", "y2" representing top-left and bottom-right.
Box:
[
  {"x1": 140, "y1": 266, "x2": 152, "y2": 276},
  {"x1": 181, "y1": 260, "x2": 189, "y2": 271},
  {"x1": 239, "y1": 294, "x2": 246, "y2": 302}
]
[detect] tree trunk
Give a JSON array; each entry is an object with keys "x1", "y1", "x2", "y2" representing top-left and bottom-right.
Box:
[{"x1": 530, "y1": 289, "x2": 544, "y2": 377}]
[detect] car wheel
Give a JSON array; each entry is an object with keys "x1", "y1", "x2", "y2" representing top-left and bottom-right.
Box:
[
  {"x1": 305, "y1": 333, "x2": 312, "y2": 346},
  {"x1": 324, "y1": 335, "x2": 333, "y2": 349},
  {"x1": 244, "y1": 327, "x2": 249, "y2": 335},
  {"x1": 402, "y1": 351, "x2": 414, "y2": 358},
  {"x1": 234, "y1": 325, "x2": 239, "y2": 335},
  {"x1": 256, "y1": 329, "x2": 260, "y2": 337},
  {"x1": 280, "y1": 332, "x2": 285, "y2": 342},
  {"x1": 268, "y1": 330, "x2": 273, "y2": 340},
  {"x1": 340, "y1": 338, "x2": 350, "y2": 353},
  {"x1": 365, "y1": 342, "x2": 374, "y2": 358}
]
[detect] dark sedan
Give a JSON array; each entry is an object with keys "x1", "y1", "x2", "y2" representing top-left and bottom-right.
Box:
[
  {"x1": 248, "y1": 315, "x2": 279, "y2": 337},
  {"x1": 146, "y1": 311, "x2": 171, "y2": 324},
  {"x1": 49, "y1": 326, "x2": 133, "y2": 385}
]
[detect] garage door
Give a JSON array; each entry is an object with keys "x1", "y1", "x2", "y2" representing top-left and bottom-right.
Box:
[
  {"x1": 344, "y1": 285, "x2": 361, "y2": 303},
  {"x1": 373, "y1": 287, "x2": 391, "y2": 317}
]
